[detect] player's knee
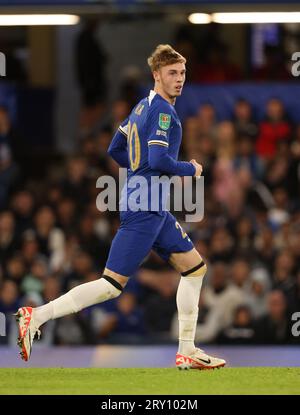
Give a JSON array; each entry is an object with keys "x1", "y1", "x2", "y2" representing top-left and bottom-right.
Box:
[
  {"x1": 181, "y1": 260, "x2": 207, "y2": 279},
  {"x1": 101, "y1": 274, "x2": 126, "y2": 298}
]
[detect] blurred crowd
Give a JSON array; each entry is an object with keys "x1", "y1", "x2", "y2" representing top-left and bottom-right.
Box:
[{"x1": 0, "y1": 94, "x2": 300, "y2": 347}]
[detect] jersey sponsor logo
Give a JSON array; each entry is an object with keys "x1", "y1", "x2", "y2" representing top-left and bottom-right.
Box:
[
  {"x1": 155, "y1": 129, "x2": 167, "y2": 137},
  {"x1": 159, "y1": 113, "x2": 171, "y2": 130}
]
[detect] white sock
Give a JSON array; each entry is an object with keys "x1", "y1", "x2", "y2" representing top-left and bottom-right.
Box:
[
  {"x1": 33, "y1": 278, "x2": 122, "y2": 328},
  {"x1": 176, "y1": 272, "x2": 205, "y2": 356}
]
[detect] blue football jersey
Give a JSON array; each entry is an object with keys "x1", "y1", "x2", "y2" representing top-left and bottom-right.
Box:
[{"x1": 108, "y1": 90, "x2": 195, "y2": 212}]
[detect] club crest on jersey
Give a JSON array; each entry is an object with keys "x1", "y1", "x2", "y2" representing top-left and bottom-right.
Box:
[{"x1": 159, "y1": 113, "x2": 171, "y2": 130}]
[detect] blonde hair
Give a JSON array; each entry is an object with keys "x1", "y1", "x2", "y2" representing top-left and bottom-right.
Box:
[{"x1": 147, "y1": 44, "x2": 186, "y2": 72}]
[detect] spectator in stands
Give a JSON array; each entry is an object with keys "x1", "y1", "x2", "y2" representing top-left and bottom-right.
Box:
[
  {"x1": 56, "y1": 198, "x2": 77, "y2": 235},
  {"x1": 0, "y1": 279, "x2": 19, "y2": 314},
  {"x1": 80, "y1": 136, "x2": 101, "y2": 172},
  {"x1": 95, "y1": 128, "x2": 113, "y2": 158},
  {"x1": 232, "y1": 216, "x2": 255, "y2": 259},
  {"x1": 108, "y1": 99, "x2": 131, "y2": 135},
  {"x1": 274, "y1": 222, "x2": 293, "y2": 251},
  {"x1": 195, "y1": 104, "x2": 218, "y2": 138},
  {"x1": 119, "y1": 65, "x2": 143, "y2": 109},
  {"x1": 268, "y1": 187, "x2": 291, "y2": 230},
  {"x1": 264, "y1": 158, "x2": 289, "y2": 192},
  {"x1": 256, "y1": 98, "x2": 292, "y2": 160},
  {"x1": 182, "y1": 117, "x2": 200, "y2": 161},
  {"x1": 144, "y1": 269, "x2": 179, "y2": 341},
  {"x1": 10, "y1": 190, "x2": 35, "y2": 235},
  {"x1": 42, "y1": 276, "x2": 62, "y2": 307},
  {"x1": 288, "y1": 124, "x2": 300, "y2": 200},
  {"x1": 4, "y1": 255, "x2": 26, "y2": 288},
  {"x1": 292, "y1": 271, "x2": 300, "y2": 313},
  {"x1": 20, "y1": 231, "x2": 44, "y2": 273},
  {"x1": 254, "y1": 226, "x2": 277, "y2": 273},
  {"x1": 54, "y1": 312, "x2": 96, "y2": 345},
  {"x1": 0, "y1": 106, "x2": 22, "y2": 163},
  {"x1": 183, "y1": 105, "x2": 217, "y2": 163},
  {"x1": 254, "y1": 290, "x2": 294, "y2": 344},
  {"x1": 47, "y1": 184, "x2": 63, "y2": 210},
  {"x1": 77, "y1": 213, "x2": 110, "y2": 270},
  {"x1": 272, "y1": 250, "x2": 296, "y2": 310},
  {"x1": 20, "y1": 257, "x2": 49, "y2": 296},
  {"x1": 216, "y1": 121, "x2": 236, "y2": 160},
  {"x1": 0, "y1": 280, "x2": 20, "y2": 345},
  {"x1": 209, "y1": 228, "x2": 234, "y2": 263},
  {"x1": 197, "y1": 134, "x2": 216, "y2": 185},
  {"x1": 0, "y1": 109, "x2": 19, "y2": 208},
  {"x1": 192, "y1": 262, "x2": 246, "y2": 343},
  {"x1": 290, "y1": 229, "x2": 300, "y2": 266},
  {"x1": 62, "y1": 251, "x2": 94, "y2": 291},
  {"x1": 34, "y1": 206, "x2": 65, "y2": 273},
  {"x1": 0, "y1": 211, "x2": 18, "y2": 268},
  {"x1": 230, "y1": 259, "x2": 252, "y2": 294},
  {"x1": 217, "y1": 305, "x2": 256, "y2": 344},
  {"x1": 212, "y1": 158, "x2": 236, "y2": 208},
  {"x1": 97, "y1": 292, "x2": 145, "y2": 344},
  {"x1": 60, "y1": 155, "x2": 91, "y2": 207},
  {"x1": 233, "y1": 99, "x2": 258, "y2": 139},
  {"x1": 288, "y1": 125, "x2": 300, "y2": 201},
  {"x1": 233, "y1": 135, "x2": 264, "y2": 180},
  {"x1": 246, "y1": 268, "x2": 270, "y2": 318}
]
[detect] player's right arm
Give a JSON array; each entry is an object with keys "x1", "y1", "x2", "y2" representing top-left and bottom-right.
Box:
[
  {"x1": 107, "y1": 119, "x2": 129, "y2": 168},
  {"x1": 147, "y1": 102, "x2": 199, "y2": 177}
]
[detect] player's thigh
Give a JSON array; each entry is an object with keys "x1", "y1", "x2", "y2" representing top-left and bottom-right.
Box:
[
  {"x1": 152, "y1": 212, "x2": 203, "y2": 273},
  {"x1": 105, "y1": 212, "x2": 164, "y2": 279}
]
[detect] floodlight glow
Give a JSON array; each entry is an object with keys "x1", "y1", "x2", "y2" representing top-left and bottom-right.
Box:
[
  {"x1": 188, "y1": 13, "x2": 212, "y2": 24},
  {"x1": 212, "y1": 12, "x2": 300, "y2": 24},
  {"x1": 0, "y1": 15, "x2": 80, "y2": 26}
]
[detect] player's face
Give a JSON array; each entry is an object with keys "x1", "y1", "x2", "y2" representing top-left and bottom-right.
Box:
[{"x1": 155, "y1": 62, "x2": 186, "y2": 99}]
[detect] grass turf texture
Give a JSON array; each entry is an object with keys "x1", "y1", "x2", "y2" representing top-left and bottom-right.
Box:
[{"x1": 0, "y1": 368, "x2": 299, "y2": 395}]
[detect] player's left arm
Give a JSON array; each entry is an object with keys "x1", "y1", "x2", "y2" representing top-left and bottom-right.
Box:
[
  {"x1": 147, "y1": 103, "x2": 195, "y2": 177},
  {"x1": 107, "y1": 119, "x2": 129, "y2": 168}
]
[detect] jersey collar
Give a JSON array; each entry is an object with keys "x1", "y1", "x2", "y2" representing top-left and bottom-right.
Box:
[{"x1": 148, "y1": 90, "x2": 156, "y2": 106}]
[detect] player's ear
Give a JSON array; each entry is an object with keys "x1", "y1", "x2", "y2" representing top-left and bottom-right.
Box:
[{"x1": 153, "y1": 70, "x2": 160, "y2": 83}]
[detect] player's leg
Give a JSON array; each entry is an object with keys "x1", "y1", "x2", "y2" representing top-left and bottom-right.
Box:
[
  {"x1": 152, "y1": 213, "x2": 225, "y2": 369},
  {"x1": 33, "y1": 273, "x2": 126, "y2": 327},
  {"x1": 170, "y1": 250, "x2": 225, "y2": 370},
  {"x1": 169, "y1": 248, "x2": 206, "y2": 355},
  {"x1": 15, "y1": 267, "x2": 127, "y2": 361},
  {"x1": 16, "y1": 211, "x2": 165, "y2": 361}
]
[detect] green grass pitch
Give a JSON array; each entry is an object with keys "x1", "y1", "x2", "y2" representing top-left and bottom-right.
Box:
[{"x1": 0, "y1": 368, "x2": 300, "y2": 395}]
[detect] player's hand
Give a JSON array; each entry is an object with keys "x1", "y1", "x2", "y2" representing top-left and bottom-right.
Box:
[{"x1": 190, "y1": 159, "x2": 203, "y2": 178}]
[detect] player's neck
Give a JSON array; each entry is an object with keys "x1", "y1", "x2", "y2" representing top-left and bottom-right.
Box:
[{"x1": 154, "y1": 87, "x2": 176, "y2": 106}]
